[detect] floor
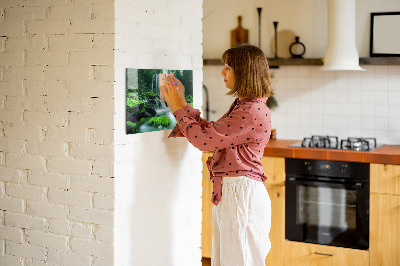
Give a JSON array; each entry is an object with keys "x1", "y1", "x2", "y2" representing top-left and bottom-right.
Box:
[{"x1": 202, "y1": 257, "x2": 211, "y2": 266}]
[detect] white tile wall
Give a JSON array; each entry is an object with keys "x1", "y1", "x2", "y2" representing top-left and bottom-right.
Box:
[{"x1": 203, "y1": 65, "x2": 400, "y2": 144}]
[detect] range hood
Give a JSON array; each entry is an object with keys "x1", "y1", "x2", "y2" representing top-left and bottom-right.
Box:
[{"x1": 320, "y1": 0, "x2": 365, "y2": 71}]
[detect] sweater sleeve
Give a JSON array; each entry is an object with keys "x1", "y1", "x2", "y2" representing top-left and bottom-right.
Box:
[
  {"x1": 168, "y1": 104, "x2": 210, "y2": 138},
  {"x1": 172, "y1": 105, "x2": 257, "y2": 152}
]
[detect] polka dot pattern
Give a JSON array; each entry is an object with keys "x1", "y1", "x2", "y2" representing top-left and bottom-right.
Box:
[{"x1": 168, "y1": 97, "x2": 272, "y2": 206}]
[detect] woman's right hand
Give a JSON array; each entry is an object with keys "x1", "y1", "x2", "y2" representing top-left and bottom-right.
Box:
[{"x1": 169, "y1": 76, "x2": 187, "y2": 108}]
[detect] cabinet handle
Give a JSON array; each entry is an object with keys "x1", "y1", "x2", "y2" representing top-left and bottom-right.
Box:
[{"x1": 314, "y1": 252, "x2": 335, "y2": 257}]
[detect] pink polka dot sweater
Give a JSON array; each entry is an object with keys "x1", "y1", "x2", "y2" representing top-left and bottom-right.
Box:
[{"x1": 169, "y1": 97, "x2": 272, "y2": 206}]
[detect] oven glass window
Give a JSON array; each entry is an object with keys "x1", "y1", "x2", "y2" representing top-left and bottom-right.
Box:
[{"x1": 297, "y1": 186, "x2": 356, "y2": 230}]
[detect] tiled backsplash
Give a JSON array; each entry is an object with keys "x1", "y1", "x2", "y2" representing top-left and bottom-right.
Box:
[{"x1": 203, "y1": 65, "x2": 400, "y2": 144}]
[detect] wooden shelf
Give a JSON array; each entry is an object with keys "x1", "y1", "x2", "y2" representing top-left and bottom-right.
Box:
[
  {"x1": 268, "y1": 58, "x2": 323, "y2": 67},
  {"x1": 359, "y1": 57, "x2": 400, "y2": 65},
  {"x1": 203, "y1": 57, "x2": 400, "y2": 67},
  {"x1": 203, "y1": 58, "x2": 323, "y2": 67}
]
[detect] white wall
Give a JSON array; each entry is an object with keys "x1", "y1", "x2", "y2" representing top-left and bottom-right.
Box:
[
  {"x1": 0, "y1": 0, "x2": 115, "y2": 265},
  {"x1": 203, "y1": 0, "x2": 400, "y2": 58},
  {"x1": 203, "y1": 0, "x2": 400, "y2": 145},
  {"x1": 203, "y1": 0, "x2": 326, "y2": 59},
  {"x1": 113, "y1": 0, "x2": 203, "y2": 265}
]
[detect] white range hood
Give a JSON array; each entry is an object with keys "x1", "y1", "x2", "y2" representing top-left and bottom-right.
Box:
[{"x1": 320, "y1": 0, "x2": 365, "y2": 71}]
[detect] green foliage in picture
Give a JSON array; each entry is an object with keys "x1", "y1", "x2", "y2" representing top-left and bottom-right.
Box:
[
  {"x1": 126, "y1": 121, "x2": 139, "y2": 134},
  {"x1": 185, "y1": 95, "x2": 193, "y2": 107},
  {"x1": 149, "y1": 116, "x2": 172, "y2": 127},
  {"x1": 125, "y1": 68, "x2": 193, "y2": 134}
]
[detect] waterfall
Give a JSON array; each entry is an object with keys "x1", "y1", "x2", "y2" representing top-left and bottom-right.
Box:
[
  {"x1": 151, "y1": 74, "x2": 154, "y2": 93},
  {"x1": 151, "y1": 74, "x2": 158, "y2": 95}
]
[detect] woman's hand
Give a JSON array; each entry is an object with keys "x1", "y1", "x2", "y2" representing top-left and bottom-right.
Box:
[
  {"x1": 170, "y1": 77, "x2": 187, "y2": 108},
  {"x1": 161, "y1": 78, "x2": 185, "y2": 114}
]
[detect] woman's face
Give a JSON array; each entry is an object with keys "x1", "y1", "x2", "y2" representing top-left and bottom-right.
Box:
[{"x1": 220, "y1": 64, "x2": 235, "y2": 89}]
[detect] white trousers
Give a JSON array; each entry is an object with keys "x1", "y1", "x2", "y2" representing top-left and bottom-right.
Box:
[{"x1": 212, "y1": 176, "x2": 271, "y2": 266}]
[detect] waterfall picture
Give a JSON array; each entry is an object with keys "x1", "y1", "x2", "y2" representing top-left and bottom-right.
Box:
[{"x1": 126, "y1": 68, "x2": 193, "y2": 135}]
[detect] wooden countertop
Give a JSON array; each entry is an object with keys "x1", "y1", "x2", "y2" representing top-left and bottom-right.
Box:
[{"x1": 263, "y1": 139, "x2": 400, "y2": 165}]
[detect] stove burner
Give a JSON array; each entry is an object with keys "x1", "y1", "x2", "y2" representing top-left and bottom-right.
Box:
[
  {"x1": 294, "y1": 136, "x2": 378, "y2": 151},
  {"x1": 301, "y1": 135, "x2": 339, "y2": 149},
  {"x1": 340, "y1": 137, "x2": 377, "y2": 151}
]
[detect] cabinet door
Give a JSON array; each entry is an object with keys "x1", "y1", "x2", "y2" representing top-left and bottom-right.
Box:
[
  {"x1": 264, "y1": 184, "x2": 284, "y2": 266},
  {"x1": 370, "y1": 193, "x2": 400, "y2": 266},
  {"x1": 262, "y1": 156, "x2": 285, "y2": 185},
  {"x1": 284, "y1": 241, "x2": 369, "y2": 266},
  {"x1": 202, "y1": 152, "x2": 213, "y2": 258},
  {"x1": 370, "y1": 163, "x2": 400, "y2": 195}
]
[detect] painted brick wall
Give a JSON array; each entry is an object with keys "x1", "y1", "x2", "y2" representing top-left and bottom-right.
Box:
[
  {"x1": 0, "y1": 0, "x2": 115, "y2": 265},
  {"x1": 113, "y1": 0, "x2": 203, "y2": 265}
]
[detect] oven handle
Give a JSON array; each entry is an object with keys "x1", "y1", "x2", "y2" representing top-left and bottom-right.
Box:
[{"x1": 286, "y1": 177, "x2": 364, "y2": 189}]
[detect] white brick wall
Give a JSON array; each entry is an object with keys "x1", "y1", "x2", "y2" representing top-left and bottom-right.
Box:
[
  {"x1": 5, "y1": 241, "x2": 47, "y2": 261},
  {"x1": 0, "y1": 0, "x2": 115, "y2": 265},
  {"x1": 47, "y1": 250, "x2": 92, "y2": 266},
  {"x1": 1, "y1": 0, "x2": 204, "y2": 264}
]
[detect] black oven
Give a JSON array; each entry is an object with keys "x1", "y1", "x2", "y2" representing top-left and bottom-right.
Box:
[{"x1": 285, "y1": 158, "x2": 369, "y2": 250}]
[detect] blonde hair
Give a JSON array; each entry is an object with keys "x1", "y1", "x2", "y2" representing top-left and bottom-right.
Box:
[{"x1": 221, "y1": 44, "x2": 273, "y2": 99}]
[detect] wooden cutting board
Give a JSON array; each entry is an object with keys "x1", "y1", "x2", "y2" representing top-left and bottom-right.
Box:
[{"x1": 231, "y1": 16, "x2": 249, "y2": 48}]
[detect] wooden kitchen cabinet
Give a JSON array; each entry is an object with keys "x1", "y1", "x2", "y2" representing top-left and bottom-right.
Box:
[
  {"x1": 202, "y1": 152, "x2": 213, "y2": 258},
  {"x1": 264, "y1": 184, "x2": 285, "y2": 266},
  {"x1": 261, "y1": 156, "x2": 285, "y2": 185},
  {"x1": 201, "y1": 154, "x2": 286, "y2": 266},
  {"x1": 370, "y1": 193, "x2": 400, "y2": 266},
  {"x1": 370, "y1": 163, "x2": 400, "y2": 266},
  {"x1": 284, "y1": 241, "x2": 369, "y2": 266},
  {"x1": 261, "y1": 156, "x2": 285, "y2": 266},
  {"x1": 370, "y1": 163, "x2": 400, "y2": 195}
]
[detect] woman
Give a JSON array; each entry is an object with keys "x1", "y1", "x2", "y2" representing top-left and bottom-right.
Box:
[{"x1": 162, "y1": 44, "x2": 273, "y2": 266}]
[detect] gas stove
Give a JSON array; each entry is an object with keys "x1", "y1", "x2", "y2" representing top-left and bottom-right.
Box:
[{"x1": 289, "y1": 135, "x2": 381, "y2": 151}]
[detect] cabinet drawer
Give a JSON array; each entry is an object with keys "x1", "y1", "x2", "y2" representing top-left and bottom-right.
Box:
[
  {"x1": 284, "y1": 241, "x2": 369, "y2": 266},
  {"x1": 370, "y1": 163, "x2": 400, "y2": 195}
]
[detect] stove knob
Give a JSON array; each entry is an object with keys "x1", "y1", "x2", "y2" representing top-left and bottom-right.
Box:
[
  {"x1": 340, "y1": 164, "x2": 347, "y2": 174},
  {"x1": 305, "y1": 162, "x2": 312, "y2": 171}
]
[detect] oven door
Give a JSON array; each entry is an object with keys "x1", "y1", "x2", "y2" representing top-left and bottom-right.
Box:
[{"x1": 285, "y1": 177, "x2": 369, "y2": 250}]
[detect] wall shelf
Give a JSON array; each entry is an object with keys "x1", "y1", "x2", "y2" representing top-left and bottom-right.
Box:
[
  {"x1": 203, "y1": 57, "x2": 400, "y2": 67},
  {"x1": 203, "y1": 58, "x2": 323, "y2": 68},
  {"x1": 359, "y1": 57, "x2": 400, "y2": 65},
  {"x1": 268, "y1": 58, "x2": 323, "y2": 67}
]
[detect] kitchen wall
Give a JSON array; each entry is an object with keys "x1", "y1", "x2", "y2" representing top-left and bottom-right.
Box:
[
  {"x1": 203, "y1": 0, "x2": 400, "y2": 144},
  {"x1": 203, "y1": 0, "x2": 400, "y2": 59},
  {"x1": 113, "y1": 0, "x2": 203, "y2": 265},
  {"x1": 0, "y1": 0, "x2": 115, "y2": 265}
]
